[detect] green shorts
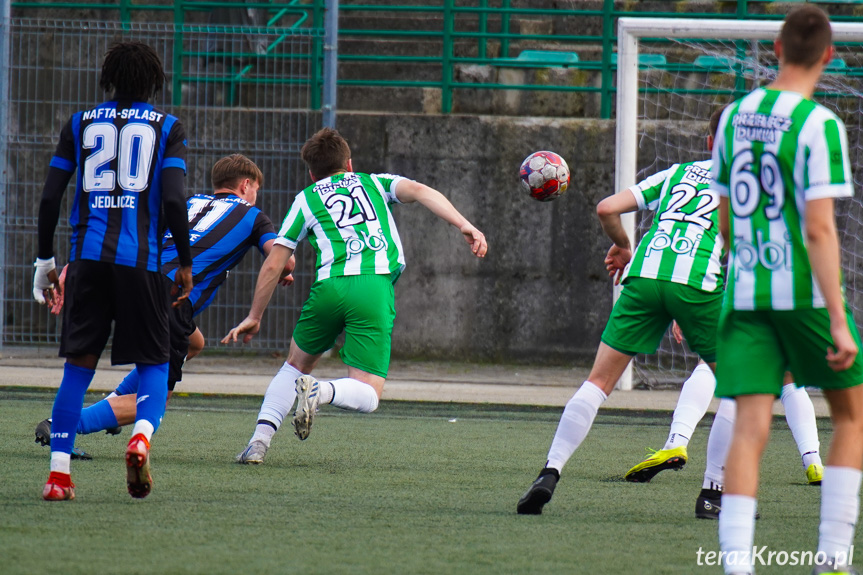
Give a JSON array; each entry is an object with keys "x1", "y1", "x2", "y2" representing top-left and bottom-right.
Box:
[
  {"x1": 292, "y1": 274, "x2": 396, "y2": 378},
  {"x1": 715, "y1": 306, "x2": 863, "y2": 397},
  {"x1": 600, "y1": 277, "x2": 722, "y2": 363}
]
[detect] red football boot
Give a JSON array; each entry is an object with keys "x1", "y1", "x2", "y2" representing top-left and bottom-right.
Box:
[
  {"x1": 43, "y1": 471, "x2": 75, "y2": 501},
  {"x1": 125, "y1": 434, "x2": 152, "y2": 499}
]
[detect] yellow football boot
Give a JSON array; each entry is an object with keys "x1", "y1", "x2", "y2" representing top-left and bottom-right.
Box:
[
  {"x1": 624, "y1": 446, "x2": 688, "y2": 483},
  {"x1": 806, "y1": 463, "x2": 824, "y2": 486}
]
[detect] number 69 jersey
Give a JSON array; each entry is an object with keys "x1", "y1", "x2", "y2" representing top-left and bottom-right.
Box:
[
  {"x1": 621, "y1": 160, "x2": 725, "y2": 293},
  {"x1": 712, "y1": 89, "x2": 853, "y2": 311},
  {"x1": 49, "y1": 100, "x2": 186, "y2": 272},
  {"x1": 276, "y1": 172, "x2": 407, "y2": 284}
]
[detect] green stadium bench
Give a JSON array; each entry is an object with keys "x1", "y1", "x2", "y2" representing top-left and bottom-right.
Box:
[
  {"x1": 827, "y1": 57, "x2": 847, "y2": 70},
  {"x1": 517, "y1": 50, "x2": 579, "y2": 65},
  {"x1": 693, "y1": 55, "x2": 733, "y2": 71},
  {"x1": 494, "y1": 50, "x2": 580, "y2": 68},
  {"x1": 611, "y1": 53, "x2": 667, "y2": 67}
]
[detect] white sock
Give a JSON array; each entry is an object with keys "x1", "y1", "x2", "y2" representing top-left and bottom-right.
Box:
[
  {"x1": 703, "y1": 398, "x2": 736, "y2": 490},
  {"x1": 665, "y1": 363, "x2": 715, "y2": 450},
  {"x1": 329, "y1": 378, "x2": 379, "y2": 413},
  {"x1": 50, "y1": 451, "x2": 71, "y2": 474},
  {"x1": 131, "y1": 419, "x2": 155, "y2": 442},
  {"x1": 719, "y1": 494, "x2": 757, "y2": 575},
  {"x1": 252, "y1": 362, "x2": 303, "y2": 445},
  {"x1": 105, "y1": 392, "x2": 118, "y2": 400},
  {"x1": 546, "y1": 381, "x2": 607, "y2": 472},
  {"x1": 818, "y1": 466, "x2": 862, "y2": 566},
  {"x1": 780, "y1": 383, "x2": 822, "y2": 470},
  {"x1": 252, "y1": 423, "x2": 277, "y2": 446},
  {"x1": 319, "y1": 380, "x2": 335, "y2": 404}
]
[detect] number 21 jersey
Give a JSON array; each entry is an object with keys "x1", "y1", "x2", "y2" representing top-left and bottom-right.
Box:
[
  {"x1": 276, "y1": 172, "x2": 406, "y2": 283},
  {"x1": 622, "y1": 160, "x2": 724, "y2": 293},
  {"x1": 49, "y1": 100, "x2": 187, "y2": 272}
]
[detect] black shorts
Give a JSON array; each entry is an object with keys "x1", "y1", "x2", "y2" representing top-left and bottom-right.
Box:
[
  {"x1": 168, "y1": 299, "x2": 196, "y2": 391},
  {"x1": 60, "y1": 260, "x2": 170, "y2": 365}
]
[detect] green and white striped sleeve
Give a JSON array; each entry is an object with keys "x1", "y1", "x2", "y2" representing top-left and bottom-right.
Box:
[
  {"x1": 275, "y1": 194, "x2": 309, "y2": 249},
  {"x1": 803, "y1": 108, "x2": 853, "y2": 202},
  {"x1": 630, "y1": 166, "x2": 674, "y2": 210},
  {"x1": 371, "y1": 173, "x2": 407, "y2": 204}
]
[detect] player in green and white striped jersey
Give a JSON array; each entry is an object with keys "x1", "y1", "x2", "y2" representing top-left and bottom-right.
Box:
[
  {"x1": 620, "y1": 159, "x2": 724, "y2": 293},
  {"x1": 712, "y1": 7, "x2": 863, "y2": 575},
  {"x1": 225, "y1": 128, "x2": 487, "y2": 464},
  {"x1": 518, "y1": 109, "x2": 728, "y2": 515}
]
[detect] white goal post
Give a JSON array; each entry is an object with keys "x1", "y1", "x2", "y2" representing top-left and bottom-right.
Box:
[{"x1": 612, "y1": 18, "x2": 863, "y2": 391}]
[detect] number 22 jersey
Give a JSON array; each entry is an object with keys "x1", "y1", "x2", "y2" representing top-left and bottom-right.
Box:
[
  {"x1": 621, "y1": 160, "x2": 725, "y2": 293},
  {"x1": 49, "y1": 100, "x2": 187, "y2": 272}
]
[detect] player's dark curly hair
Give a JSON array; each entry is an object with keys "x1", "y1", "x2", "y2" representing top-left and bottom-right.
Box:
[{"x1": 100, "y1": 42, "x2": 165, "y2": 101}]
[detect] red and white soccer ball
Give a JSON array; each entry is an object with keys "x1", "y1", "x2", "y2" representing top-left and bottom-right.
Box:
[{"x1": 519, "y1": 151, "x2": 570, "y2": 202}]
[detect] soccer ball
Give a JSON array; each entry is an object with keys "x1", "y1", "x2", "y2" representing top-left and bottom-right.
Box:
[{"x1": 519, "y1": 151, "x2": 570, "y2": 202}]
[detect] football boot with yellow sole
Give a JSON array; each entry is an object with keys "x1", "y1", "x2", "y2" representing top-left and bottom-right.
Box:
[{"x1": 624, "y1": 446, "x2": 688, "y2": 483}]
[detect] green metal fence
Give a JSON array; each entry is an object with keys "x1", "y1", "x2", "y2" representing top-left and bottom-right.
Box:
[
  {"x1": 10, "y1": 0, "x2": 863, "y2": 119},
  {"x1": 0, "y1": 14, "x2": 326, "y2": 348}
]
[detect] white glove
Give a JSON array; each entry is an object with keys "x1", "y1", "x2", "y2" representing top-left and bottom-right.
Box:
[{"x1": 33, "y1": 257, "x2": 56, "y2": 304}]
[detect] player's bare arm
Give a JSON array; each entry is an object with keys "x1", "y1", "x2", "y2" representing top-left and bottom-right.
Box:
[
  {"x1": 596, "y1": 189, "x2": 637, "y2": 284},
  {"x1": 262, "y1": 238, "x2": 296, "y2": 286},
  {"x1": 718, "y1": 196, "x2": 731, "y2": 249},
  {"x1": 806, "y1": 197, "x2": 858, "y2": 371},
  {"x1": 172, "y1": 266, "x2": 194, "y2": 307},
  {"x1": 222, "y1": 243, "x2": 295, "y2": 344},
  {"x1": 394, "y1": 179, "x2": 488, "y2": 258}
]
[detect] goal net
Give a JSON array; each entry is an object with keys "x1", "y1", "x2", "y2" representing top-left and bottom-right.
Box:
[{"x1": 615, "y1": 19, "x2": 863, "y2": 388}]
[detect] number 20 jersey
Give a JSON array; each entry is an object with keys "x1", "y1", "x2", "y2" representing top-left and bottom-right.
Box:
[
  {"x1": 49, "y1": 100, "x2": 187, "y2": 272},
  {"x1": 276, "y1": 172, "x2": 407, "y2": 284},
  {"x1": 621, "y1": 160, "x2": 724, "y2": 293}
]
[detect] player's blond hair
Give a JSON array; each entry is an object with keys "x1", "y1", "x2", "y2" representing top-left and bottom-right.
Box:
[{"x1": 211, "y1": 154, "x2": 264, "y2": 190}]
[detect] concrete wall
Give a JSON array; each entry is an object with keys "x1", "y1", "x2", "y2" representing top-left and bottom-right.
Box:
[{"x1": 339, "y1": 113, "x2": 625, "y2": 363}]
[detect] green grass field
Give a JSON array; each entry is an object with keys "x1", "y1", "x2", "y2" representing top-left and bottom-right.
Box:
[{"x1": 0, "y1": 389, "x2": 848, "y2": 574}]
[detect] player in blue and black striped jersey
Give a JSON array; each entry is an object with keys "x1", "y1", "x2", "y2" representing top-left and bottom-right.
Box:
[
  {"x1": 34, "y1": 42, "x2": 194, "y2": 501},
  {"x1": 35, "y1": 155, "x2": 294, "y2": 455}
]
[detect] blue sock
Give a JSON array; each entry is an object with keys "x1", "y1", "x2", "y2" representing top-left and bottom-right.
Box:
[
  {"x1": 135, "y1": 363, "x2": 169, "y2": 434},
  {"x1": 77, "y1": 399, "x2": 119, "y2": 435},
  {"x1": 51, "y1": 363, "x2": 96, "y2": 454},
  {"x1": 115, "y1": 368, "x2": 140, "y2": 396}
]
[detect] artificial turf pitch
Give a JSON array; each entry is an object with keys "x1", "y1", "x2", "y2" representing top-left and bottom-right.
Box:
[{"x1": 0, "y1": 389, "x2": 846, "y2": 574}]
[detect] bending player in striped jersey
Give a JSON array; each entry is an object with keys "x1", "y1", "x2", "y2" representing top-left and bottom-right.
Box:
[
  {"x1": 225, "y1": 127, "x2": 487, "y2": 464},
  {"x1": 35, "y1": 42, "x2": 194, "y2": 501},
  {"x1": 713, "y1": 8, "x2": 863, "y2": 575},
  {"x1": 517, "y1": 109, "x2": 726, "y2": 515},
  {"x1": 624, "y1": 321, "x2": 825, "y2": 519},
  {"x1": 35, "y1": 155, "x2": 294, "y2": 454},
  {"x1": 694, "y1": 373, "x2": 824, "y2": 520},
  {"x1": 627, "y1": 322, "x2": 823, "y2": 486}
]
